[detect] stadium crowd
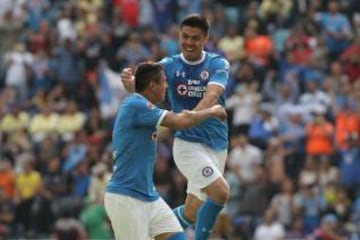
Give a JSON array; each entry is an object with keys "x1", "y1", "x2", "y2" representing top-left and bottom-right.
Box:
[{"x1": 0, "y1": 0, "x2": 360, "y2": 239}]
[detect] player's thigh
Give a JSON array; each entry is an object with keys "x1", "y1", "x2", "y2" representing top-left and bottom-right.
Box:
[
  {"x1": 104, "y1": 193, "x2": 150, "y2": 240},
  {"x1": 173, "y1": 138, "x2": 226, "y2": 200},
  {"x1": 149, "y1": 197, "x2": 183, "y2": 239}
]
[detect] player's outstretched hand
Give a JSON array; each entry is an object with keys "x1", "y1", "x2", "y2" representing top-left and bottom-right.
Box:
[
  {"x1": 211, "y1": 104, "x2": 227, "y2": 121},
  {"x1": 121, "y1": 68, "x2": 135, "y2": 92}
]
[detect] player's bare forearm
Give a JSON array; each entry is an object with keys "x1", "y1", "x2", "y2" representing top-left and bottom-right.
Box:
[
  {"x1": 193, "y1": 84, "x2": 224, "y2": 111},
  {"x1": 161, "y1": 105, "x2": 226, "y2": 130}
]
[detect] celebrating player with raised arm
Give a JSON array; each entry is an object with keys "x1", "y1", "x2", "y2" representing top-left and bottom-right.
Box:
[
  {"x1": 105, "y1": 62, "x2": 227, "y2": 240},
  {"x1": 121, "y1": 14, "x2": 231, "y2": 240}
]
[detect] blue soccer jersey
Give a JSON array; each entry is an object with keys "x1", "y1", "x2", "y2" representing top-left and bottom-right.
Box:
[
  {"x1": 106, "y1": 93, "x2": 167, "y2": 202},
  {"x1": 160, "y1": 51, "x2": 230, "y2": 150}
]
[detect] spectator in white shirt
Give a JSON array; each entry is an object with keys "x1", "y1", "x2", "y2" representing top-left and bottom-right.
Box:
[
  {"x1": 254, "y1": 208, "x2": 285, "y2": 240},
  {"x1": 227, "y1": 134, "x2": 263, "y2": 185}
]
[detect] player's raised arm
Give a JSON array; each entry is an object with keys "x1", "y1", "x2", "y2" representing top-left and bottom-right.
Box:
[
  {"x1": 120, "y1": 67, "x2": 135, "y2": 93},
  {"x1": 161, "y1": 104, "x2": 227, "y2": 130},
  {"x1": 193, "y1": 84, "x2": 225, "y2": 111}
]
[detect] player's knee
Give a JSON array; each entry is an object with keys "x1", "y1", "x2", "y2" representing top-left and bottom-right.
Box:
[
  {"x1": 207, "y1": 180, "x2": 230, "y2": 204},
  {"x1": 216, "y1": 182, "x2": 230, "y2": 203}
]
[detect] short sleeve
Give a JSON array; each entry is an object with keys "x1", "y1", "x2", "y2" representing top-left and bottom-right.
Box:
[
  {"x1": 134, "y1": 99, "x2": 167, "y2": 128},
  {"x1": 209, "y1": 57, "x2": 230, "y2": 89}
]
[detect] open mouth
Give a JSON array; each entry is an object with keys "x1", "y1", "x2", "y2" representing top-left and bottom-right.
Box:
[{"x1": 184, "y1": 47, "x2": 195, "y2": 52}]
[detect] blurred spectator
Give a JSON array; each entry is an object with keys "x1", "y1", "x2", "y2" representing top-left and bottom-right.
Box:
[
  {"x1": 294, "y1": 176, "x2": 325, "y2": 234},
  {"x1": 69, "y1": 161, "x2": 90, "y2": 199},
  {"x1": 62, "y1": 132, "x2": 88, "y2": 174},
  {"x1": 161, "y1": 24, "x2": 179, "y2": 57},
  {"x1": 14, "y1": 154, "x2": 41, "y2": 234},
  {"x1": 218, "y1": 24, "x2": 245, "y2": 63},
  {"x1": 324, "y1": 61, "x2": 349, "y2": 95},
  {"x1": 80, "y1": 163, "x2": 112, "y2": 239},
  {"x1": 318, "y1": 157, "x2": 339, "y2": 189},
  {"x1": 266, "y1": 138, "x2": 287, "y2": 184},
  {"x1": 312, "y1": 213, "x2": 346, "y2": 240},
  {"x1": 3, "y1": 43, "x2": 34, "y2": 103},
  {"x1": 285, "y1": 24, "x2": 314, "y2": 65},
  {"x1": 88, "y1": 162, "x2": 111, "y2": 205},
  {"x1": 238, "y1": 167, "x2": 272, "y2": 220},
  {"x1": 30, "y1": 49, "x2": 53, "y2": 93},
  {"x1": 278, "y1": 108, "x2": 306, "y2": 179},
  {"x1": 150, "y1": 0, "x2": 175, "y2": 33},
  {"x1": 315, "y1": 0, "x2": 352, "y2": 60},
  {"x1": 52, "y1": 210, "x2": 87, "y2": 240},
  {"x1": 0, "y1": 103, "x2": 29, "y2": 135},
  {"x1": 0, "y1": 188, "x2": 14, "y2": 238},
  {"x1": 248, "y1": 107, "x2": 279, "y2": 150},
  {"x1": 176, "y1": 0, "x2": 202, "y2": 23},
  {"x1": 29, "y1": 102, "x2": 59, "y2": 143},
  {"x1": 57, "y1": 100, "x2": 86, "y2": 142},
  {"x1": 335, "y1": 104, "x2": 360, "y2": 151},
  {"x1": 56, "y1": 6, "x2": 77, "y2": 44},
  {"x1": 228, "y1": 134, "x2": 263, "y2": 186},
  {"x1": 239, "y1": 2, "x2": 267, "y2": 35},
  {"x1": 340, "y1": 36, "x2": 360, "y2": 83},
  {"x1": 53, "y1": 38, "x2": 81, "y2": 96},
  {"x1": 339, "y1": 133, "x2": 360, "y2": 190},
  {"x1": 26, "y1": 0, "x2": 50, "y2": 31},
  {"x1": 305, "y1": 107, "x2": 334, "y2": 158},
  {"x1": 302, "y1": 58, "x2": 325, "y2": 87},
  {"x1": 254, "y1": 208, "x2": 286, "y2": 240},
  {"x1": 299, "y1": 81, "x2": 331, "y2": 114},
  {"x1": 226, "y1": 83, "x2": 261, "y2": 135},
  {"x1": 244, "y1": 26, "x2": 274, "y2": 67},
  {"x1": 113, "y1": 0, "x2": 138, "y2": 28},
  {"x1": 285, "y1": 217, "x2": 307, "y2": 239},
  {"x1": 0, "y1": 160, "x2": 15, "y2": 200},
  {"x1": 116, "y1": 32, "x2": 151, "y2": 68},
  {"x1": 80, "y1": 200, "x2": 112, "y2": 240},
  {"x1": 270, "y1": 178, "x2": 295, "y2": 228}
]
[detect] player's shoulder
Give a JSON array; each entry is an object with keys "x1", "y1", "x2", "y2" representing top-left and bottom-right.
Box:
[
  {"x1": 205, "y1": 52, "x2": 230, "y2": 68},
  {"x1": 123, "y1": 94, "x2": 147, "y2": 109},
  {"x1": 159, "y1": 54, "x2": 181, "y2": 66}
]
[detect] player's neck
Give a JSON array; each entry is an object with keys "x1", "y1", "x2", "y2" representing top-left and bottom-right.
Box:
[
  {"x1": 136, "y1": 91, "x2": 157, "y2": 104},
  {"x1": 180, "y1": 51, "x2": 206, "y2": 65}
]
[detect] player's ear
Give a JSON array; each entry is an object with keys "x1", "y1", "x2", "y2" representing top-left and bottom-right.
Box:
[{"x1": 149, "y1": 81, "x2": 156, "y2": 91}]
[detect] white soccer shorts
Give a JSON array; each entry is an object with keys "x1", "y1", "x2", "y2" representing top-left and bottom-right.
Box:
[
  {"x1": 173, "y1": 137, "x2": 227, "y2": 201},
  {"x1": 104, "y1": 193, "x2": 183, "y2": 240}
]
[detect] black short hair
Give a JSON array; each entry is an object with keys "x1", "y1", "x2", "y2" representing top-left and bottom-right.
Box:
[
  {"x1": 134, "y1": 62, "x2": 163, "y2": 92},
  {"x1": 180, "y1": 14, "x2": 210, "y2": 36}
]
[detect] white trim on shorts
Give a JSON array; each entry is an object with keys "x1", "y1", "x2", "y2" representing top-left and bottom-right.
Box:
[
  {"x1": 104, "y1": 193, "x2": 183, "y2": 240},
  {"x1": 172, "y1": 138, "x2": 227, "y2": 201}
]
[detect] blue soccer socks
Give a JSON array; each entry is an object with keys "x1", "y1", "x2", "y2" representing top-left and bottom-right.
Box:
[
  {"x1": 167, "y1": 232, "x2": 187, "y2": 240},
  {"x1": 195, "y1": 198, "x2": 223, "y2": 240},
  {"x1": 173, "y1": 205, "x2": 193, "y2": 229}
]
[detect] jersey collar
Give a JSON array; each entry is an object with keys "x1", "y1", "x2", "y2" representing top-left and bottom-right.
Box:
[{"x1": 180, "y1": 51, "x2": 206, "y2": 65}]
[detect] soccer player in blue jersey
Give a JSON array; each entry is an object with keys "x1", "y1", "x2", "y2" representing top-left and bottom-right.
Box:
[
  {"x1": 105, "y1": 62, "x2": 227, "y2": 240},
  {"x1": 121, "y1": 14, "x2": 231, "y2": 240}
]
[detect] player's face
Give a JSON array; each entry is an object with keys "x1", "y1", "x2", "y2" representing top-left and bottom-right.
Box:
[{"x1": 179, "y1": 26, "x2": 208, "y2": 61}]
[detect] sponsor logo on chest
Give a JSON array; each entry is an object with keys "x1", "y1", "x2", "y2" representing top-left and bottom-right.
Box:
[{"x1": 175, "y1": 70, "x2": 209, "y2": 98}]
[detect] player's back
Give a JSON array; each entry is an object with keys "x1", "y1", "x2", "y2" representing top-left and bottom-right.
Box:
[
  {"x1": 160, "y1": 52, "x2": 229, "y2": 150},
  {"x1": 106, "y1": 94, "x2": 160, "y2": 202}
]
